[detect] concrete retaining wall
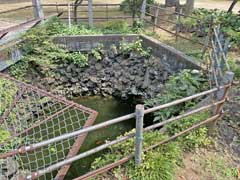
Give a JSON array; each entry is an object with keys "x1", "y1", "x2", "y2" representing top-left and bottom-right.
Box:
[
  {"x1": 0, "y1": 43, "x2": 22, "y2": 72},
  {"x1": 53, "y1": 34, "x2": 201, "y2": 71},
  {"x1": 52, "y1": 34, "x2": 138, "y2": 52},
  {"x1": 140, "y1": 35, "x2": 201, "y2": 71}
]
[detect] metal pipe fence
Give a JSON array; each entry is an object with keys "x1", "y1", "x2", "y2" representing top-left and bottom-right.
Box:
[{"x1": 2, "y1": 70, "x2": 230, "y2": 179}]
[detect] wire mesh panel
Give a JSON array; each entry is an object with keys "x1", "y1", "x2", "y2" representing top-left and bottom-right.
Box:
[{"x1": 0, "y1": 73, "x2": 98, "y2": 180}]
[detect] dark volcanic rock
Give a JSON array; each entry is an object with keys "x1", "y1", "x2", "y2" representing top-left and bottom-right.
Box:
[{"x1": 44, "y1": 51, "x2": 172, "y2": 100}]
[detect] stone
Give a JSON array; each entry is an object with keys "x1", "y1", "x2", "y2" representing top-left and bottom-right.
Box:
[
  {"x1": 95, "y1": 63, "x2": 102, "y2": 71},
  {"x1": 89, "y1": 76, "x2": 98, "y2": 83},
  {"x1": 60, "y1": 77, "x2": 68, "y2": 83},
  {"x1": 70, "y1": 78, "x2": 78, "y2": 83},
  {"x1": 142, "y1": 68, "x2": 150, "y2": 89}
]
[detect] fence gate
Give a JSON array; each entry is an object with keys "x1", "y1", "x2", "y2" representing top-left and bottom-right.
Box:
[{"x1": 0, "y1": 73, "x2": 98, "y2": 180}]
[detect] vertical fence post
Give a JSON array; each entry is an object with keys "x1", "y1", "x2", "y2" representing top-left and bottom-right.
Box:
[
  {"x1": 135, "y1": 104, "x2": 144, "y2": 166},
  {"x1": 88, "y1": 0, "x2": 93, "y2": 27},
  {"x1": 32, "y1": 0, "x2": 44, "y2": 20},
  {"x1": 56, "y1": 2, "x2": 59, "y2": 13},
  {"x1": 153, "y1": 7, "x2": 159, "y2": 32},
  {"x1": 67, "y1": 0, "x2": 71, "y2": 28},
  {"x1": 209, "y1": 71, "x2": 234, "y2": 134},
  {"x1": 106, "y1": 4, "x2": 109, "y2": 22},
  {"x1": 175, "y1": 9, "x2": 182, "y2": 41},
  {"x1": 141, "y1": 0, "x2": 147, "y2": 20}
]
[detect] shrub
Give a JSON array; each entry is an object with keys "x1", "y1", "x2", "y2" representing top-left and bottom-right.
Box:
[
  {"x1": 145, "y1": 70, "x2": 208, "y2": 122},
  {"x1": 91, "y1": 130, "x2": 182, "y2": 180},
  {"x1": 102, "y1": 20, "x2": 131, "y2": 34}
]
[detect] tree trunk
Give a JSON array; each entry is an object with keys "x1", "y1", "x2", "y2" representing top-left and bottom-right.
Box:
[
  {"x1": 185, "y1": 0, "x2": 194, "y2": 15},
  {"x1": 227, "y1": 0, "x2": 238, "y2": 13}
]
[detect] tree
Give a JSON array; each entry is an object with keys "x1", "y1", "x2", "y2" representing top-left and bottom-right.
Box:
[
  {"x1": 73, "y1": 0, "x2": 83, "y2": 24},
  {"x1": 120, "y1": 0, "x2": 155, "y2": 19}
]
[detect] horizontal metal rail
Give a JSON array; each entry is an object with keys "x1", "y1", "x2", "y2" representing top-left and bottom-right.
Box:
[
  {"x1": 41, "y1": 3, "x2": 124, "y2": 7},
  {"x1": 143, "y1": 18, "x2": 210, "y2": 48},
  {"x1": 0, "y1": 5, "x2": 32, "y2": 15},
  {"x1": 0, "y1": 84, "x2": 229, "y2": 159},
  {"x1": 30, "y1": 111, "x2": 222, "y2": 179},
  {"x1": 73, "y1": 113, "x2": 221, "y2": 180}
]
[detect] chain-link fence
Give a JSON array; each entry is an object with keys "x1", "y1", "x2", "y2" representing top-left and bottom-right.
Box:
[{"x1": 0, "y1": 73, "x2": 98, "y2": 180}]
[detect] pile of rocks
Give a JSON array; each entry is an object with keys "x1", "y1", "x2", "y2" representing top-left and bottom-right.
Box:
[{"x1": 41, "y1": 49, "x2": 172, "y2": 100}]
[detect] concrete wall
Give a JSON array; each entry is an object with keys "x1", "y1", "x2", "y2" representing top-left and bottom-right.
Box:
[
  {"x1": 52, "y1": 34, "x2": 138, "y2": 52},
  {"x1": 53, "y1": 34, "x2": 201, "y2": 72},
  {"x1": 140, "y1": 35, "x2": 201, "y2": 71},
  {"x1": 0, "y1": 43, "x2": 22, "y2": 72}
]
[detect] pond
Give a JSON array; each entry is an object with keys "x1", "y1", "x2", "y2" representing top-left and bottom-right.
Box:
[{"x1": 65, "y1": 96, "x2": 135, "y2": 179}]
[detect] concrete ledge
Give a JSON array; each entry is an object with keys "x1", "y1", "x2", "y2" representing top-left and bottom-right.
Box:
[
  {"x1": 53, "y1": 34, "x2": 201, "y2": 71},
  {"x1": 52, "y1": 34, "x2": 138, "y2": 52},
  {"x1": 140, "y1": 34, "x2": 201, "y2": 71}
]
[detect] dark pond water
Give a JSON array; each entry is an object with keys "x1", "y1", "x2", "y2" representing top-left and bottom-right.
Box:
[{"x1": 64, "y1": 96, "x2": 135, "y2": 179}]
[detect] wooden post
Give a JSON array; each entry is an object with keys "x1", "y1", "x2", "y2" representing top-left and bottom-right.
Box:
[
  {"x1": 56, "y1": 3, "x2": 59, "y2": 13},
  {"x1": 209, "y1": 71, "x2": 234, "y2": 134},
  {"x1": 153, "y1": 7, "x2": 160, "y2": 32},
  {"x1": 88, "y1": 0, "x2": 93, "y2": 27},
  {"x1": 141, "y1": 0, "x2": 147, "y2": 20},
  {"x1": 106, "y1": 4, "x2": 109, "y2": 22},
  {"x1": 175, "y1": 9, "x2": 182, "y2": 41},
  {"x1": 32, "y1": 0, "x2": 44, "y2": 20},
  {"x1": 135, "y1": 104, "x2": 144, "y2": 166}
]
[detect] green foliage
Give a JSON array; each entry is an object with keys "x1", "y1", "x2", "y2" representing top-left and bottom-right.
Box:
[
  {"x1": 204, "y1": 156, "x2": 239, "y2": 180},
  {"x1": 228, "y1": 58, "x2": 240, "y2": 79},
  {"x1": 66, "y1": 52, "x2": 88, "y2": 67},
  {"x1": 181, "y1": 8, "x2": 240, "y2": 47},
  {"x1": 166, "y1": 112, "x2": 211, "y2": 150},
  {"x1": 145, "y1": 70, "x2": 208, "y2": 122},
  {"x1": 91, "y1": 44, "x2": 104, "y2": 61},
  {"x1": 120, "y1": 0, "x2": 155, "y2": 17},
  {"x1": 120, "y1": 39, "x2": 151, "y2": 57},
  {"x1": 91, "y1": 130, "x2": 182, "y2": 180},
  {"x1": 102, "y1": 20, "x2": 132, "y2": 34},
  {"x1": 0, "y1": 128, "x2": 10, "y2": 143}
]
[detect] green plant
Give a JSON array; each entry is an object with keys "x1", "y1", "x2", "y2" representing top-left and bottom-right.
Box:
[
  {"x1": 91, "y1": 44, "x2": 104, "y2": 61},
  {"x1": 91, "y1": 130, "x2": 182, "y2": 180},
  {"x1": 66, "y1": 52, "x2": 88, "y2": 67},
  {"x1": 119, "y1": 39, "x2": 151, "y2": 57},
  {"x1": 102, "y1": 20, "x2": 132, "y2": 34},
  {"x1": 181, "y1": 8, "x2": 240, "y2": 48},
  {"x1": 120, "y1": 0, "x2": 155, "y2": 18},
  {"x1": 145, "y1": 70, "x2": 208, "y2": 122},
  {"x1": 166, "y1": 112, "x2": 211, "y2": 150}
]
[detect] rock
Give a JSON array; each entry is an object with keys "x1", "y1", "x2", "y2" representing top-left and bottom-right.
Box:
[
  {"x1": 60, "y1": 77, "x2": 68, "y2": 83},
  {"x1": 142, "y1": 68, "x2": 150, "y2": 89},
  {"x1": 89, "y1": 76, "x2": 98, "y2": 83},
  {"x1": 108, "y1": 45, "x2": 118, "y2": 58},
  {"x1": 70, "y1": 78, "x2": 78, "y2": 83},
  {"x1": 95, "y1": 63, "x2": 102, "y2": 71}
]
